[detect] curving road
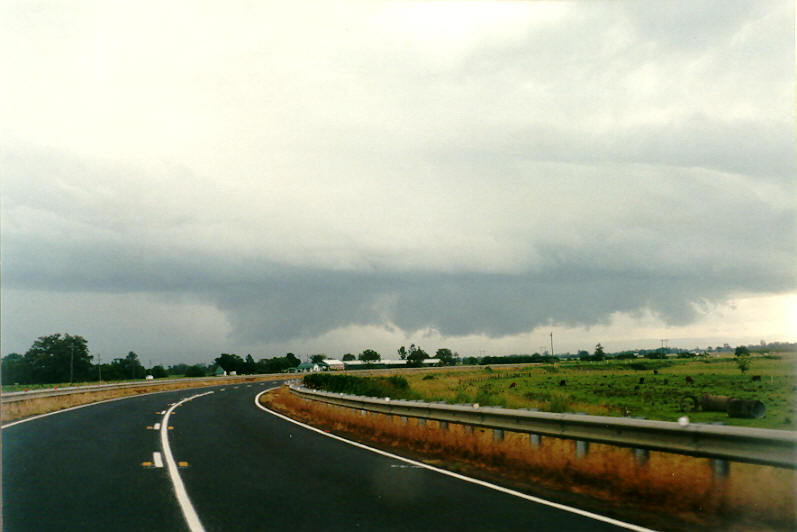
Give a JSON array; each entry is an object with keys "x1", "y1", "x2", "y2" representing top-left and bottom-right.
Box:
[{"x1": 2, "y1": 382, "x2": 650, "y2": 531}]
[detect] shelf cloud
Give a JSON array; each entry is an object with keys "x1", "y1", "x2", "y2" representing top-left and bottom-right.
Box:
[{"x1": 2, "y1": 0, "x2": 793, "y2": 361}]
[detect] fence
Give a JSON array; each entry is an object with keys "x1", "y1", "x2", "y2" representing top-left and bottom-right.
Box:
[{"x1": 289, "y1": 384, "x2": 797, "y2": 469}]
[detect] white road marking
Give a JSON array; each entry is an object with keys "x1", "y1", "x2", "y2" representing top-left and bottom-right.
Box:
[
  {"x1": 253, "y1": 391, "x2": 656, "y2": 532},
  {"x1": 153, "y1": 452, "x2": 163, "y2": 468},
  {"x1": 3, "y1": 394, "x2": 170, "y2": 429},
  {"x1": 154, "y1": 423, "x2": 161, "y2": 430},
  {"x1": 161, "y1": 392, "x2": 214, "y2": 532}
]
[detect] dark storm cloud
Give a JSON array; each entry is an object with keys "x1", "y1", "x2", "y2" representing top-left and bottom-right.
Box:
[
  {"x1": 2, "y1": 1, "x2": 793, "y2": 357},
  {"x1": 5, "y1": 205, "x2": 793, "y2": 344}
]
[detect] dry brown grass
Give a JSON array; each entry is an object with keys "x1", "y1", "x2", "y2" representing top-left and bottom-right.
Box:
[
  {"x1": 1, "y1": 375, "x2": 283, "y2": 423},
  {"x1": 263, "y1": 386, "x2": 796, "y2": 531}
]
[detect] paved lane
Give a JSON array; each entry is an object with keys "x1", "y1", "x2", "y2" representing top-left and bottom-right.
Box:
[
  {"x1": 171, "y1": 384, "x2": 631, "y2": 531},
  {"x1": 3, "y1": 382, "x2": 644, "y2": 531}
]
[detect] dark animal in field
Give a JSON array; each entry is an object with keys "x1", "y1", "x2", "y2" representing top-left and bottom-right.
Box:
[
  {"x1": 653, "y1": 369, "x2": 659, "y2": 374},
  {"x1": 638, "y1": 377, "x2": 645, "y2": 384},
  {"x1": 752, "y1": 375, "x2": 761, "y2": 381},
  {"x1": 509, "y1": 382, "x2": 517, "y2": 389},
  {"x1": 685, "y1": 376, "x2": 694, "y2": 384},
  {"x1": 559, "y1": 379, "x2": 566, "y2": 386}
]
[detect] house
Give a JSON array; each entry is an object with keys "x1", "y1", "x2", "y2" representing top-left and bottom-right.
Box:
[
  {"x1": 295, "y1": 362, "x2": 320, "y2": 373},
  {"x1": 214, "y1": 366, "x2": 227, "y2": 376}
]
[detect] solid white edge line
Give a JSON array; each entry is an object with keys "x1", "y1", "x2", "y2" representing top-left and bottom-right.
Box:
[
  {"x1": 253, "y1": 390, "x2": 657, "y2": 532},
  {"x1": 161, "y1": 391, "x2": 213, "y2": 532},
  {"x1": 1, "y1": 386, "x2": 220, "y2": 429},
  {"x1": 153, "y1": 451, "x2": 164, "y2": 468},
  {"x1": 1, "y1": 392, "x2": 171, "y2": 429}
]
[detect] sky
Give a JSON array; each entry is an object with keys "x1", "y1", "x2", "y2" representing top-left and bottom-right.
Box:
[{"x1": 2, "y1": 1, "x2": 795, "y2": 365}]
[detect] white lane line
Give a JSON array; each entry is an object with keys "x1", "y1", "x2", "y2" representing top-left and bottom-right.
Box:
[
  {"x1": 253, "y1": 391, "x2": 656, "y2": 532},
  {"x1": 154, "y1": 422, "x2": 161, "y2": 430},
  {"x1": 153, "y1": 452, "x2": 164, "y2": 468},
  {"x1": 161, "y1": 391, "x2": 213, "y2": 532}
]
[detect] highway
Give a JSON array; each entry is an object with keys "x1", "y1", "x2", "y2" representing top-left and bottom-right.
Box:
[{"x1": 2, "y1": 382, "x2": 649, "y2": 531}]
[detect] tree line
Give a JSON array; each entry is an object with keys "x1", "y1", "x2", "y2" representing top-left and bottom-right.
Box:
[{"x1": 0, "y1": 334, "x2": 214, "y2": 385}]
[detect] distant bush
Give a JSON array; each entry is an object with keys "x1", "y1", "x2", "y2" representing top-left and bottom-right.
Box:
[
  {"x1": 548, "y1": 392, "x2": 571, "y2": 413},
  {"x1": 626, "y1": 360, "x2": 673, "y2": 371},
  {"x1": 302, "y1": 373, "x2": 416, "y2": 400},
  {"x1": 185, "y1": 365, "x2": 205, "y2": 377}
]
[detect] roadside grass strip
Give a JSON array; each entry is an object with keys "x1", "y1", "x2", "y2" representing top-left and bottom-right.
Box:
[
  {"x1": 253, "y1": 390, "x2": 655, "y2": 532},
  {"x1": 161, "y1": 391, "x2": 214, "y2": 532}
]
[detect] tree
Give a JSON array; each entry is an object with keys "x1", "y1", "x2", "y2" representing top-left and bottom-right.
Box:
[
  {"x1": 359, "y1": 349, "x2": 380, "y2": 362},
  {"x1": 124, "y1": 351, "x2": 146, "y2": 379},
  {"x1": 342, "y1": 353, "x2": 355, "y2": 361},
  {"x1": 1, "y1": 353, "x2": 30, "y2": 384},
  {"x1": 436, "y1": 348, "x2": 455, "y2": 366},
  {"x1": 215, "y1": 353, "x2": 244, "y2": 374},
  {"x1": 734, "y1": 346, "x2": 752, "y2": 374},
  {"x1": 23, "y1": 333, "x2": 92, "y2": 384},
  {"x1": 311, "y1": 354, "x2": 326, "y2": 364},
  {"x1": 150, "y1": 365, "x2": 168, "y2": 379},
  {"x1": 406, "y1": 344, "x2": 428, "y2": 367},
  {"x1": 577, "y1": 350, "x2": 590, "y2": 361},
  {"x1": 285, "y1": 353, "x2": 300, "y2": 367},
  {"x1": 397, "y1": 346, "x2": 407, "y2": 360},
  {"x1": 593, "y1": 344, "x2": 605, "y2": 359},
  {"x1": 256, "y1": 353, "x2": 302, "y2": 374},
  {"x1": 244, "y1": 354, "x2": 257, "y2": 374}
]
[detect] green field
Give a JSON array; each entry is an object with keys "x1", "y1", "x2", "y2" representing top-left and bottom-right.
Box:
[{"x1": 399, "y1": 354, "x2": 796, "y2": 430}]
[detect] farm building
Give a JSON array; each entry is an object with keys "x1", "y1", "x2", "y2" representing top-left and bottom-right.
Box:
[{"x1": 319, "y1": 359, "x2": 345, "y2": 371}]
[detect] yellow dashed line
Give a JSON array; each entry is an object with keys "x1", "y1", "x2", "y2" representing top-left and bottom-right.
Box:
[
  {"x1": 178, "y1": 461, "x2": 189, "y2": 467},
  {"x1": 146, "y1": 426, "x2": 153, "y2": 430},
  {"x1": 168, "y1": 426, "x2": 174, "y2": 430},
  {"x1": 141, "y1": 461, "x2": 153, "y2": 467}
]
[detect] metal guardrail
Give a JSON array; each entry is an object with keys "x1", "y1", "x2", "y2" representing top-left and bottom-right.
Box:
[
  {"x1": 290, "y1": 385, "x2": 797, "y2": 469},
  {"x1": 1, "y1": 374, "x2": 279, "y2": 403}
]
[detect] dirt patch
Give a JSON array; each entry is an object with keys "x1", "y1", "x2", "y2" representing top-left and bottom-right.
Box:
[
  {"x1": 261, "y1": 386, "x2": 796, "y2": 532},
  {"x1": 2, "y1": 376, "x2": 284, "y2": 423}
]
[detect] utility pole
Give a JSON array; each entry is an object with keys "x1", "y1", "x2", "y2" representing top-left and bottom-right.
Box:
[
  {"x1": 550, "y1": 331, "x2": 554, "y2": 358},
  {"x1": 98, "y1": 353, "x2": 102, "y2": 384},
  {"x1": 70, "y1": 343, "x2": 74, "y2": 385}
]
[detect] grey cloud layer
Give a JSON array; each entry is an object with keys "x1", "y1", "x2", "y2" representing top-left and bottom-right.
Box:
[
  {"x1": 5, "y1": 146, "x2": 794, "y2": 343},
  {"x1": 2, "y1": 1, "x2": 794, "y2": 351}
]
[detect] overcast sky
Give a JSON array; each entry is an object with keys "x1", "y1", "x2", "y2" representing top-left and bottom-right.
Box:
[{"x1": 2, "y1": 1, "x2": 794, "y2": 365}]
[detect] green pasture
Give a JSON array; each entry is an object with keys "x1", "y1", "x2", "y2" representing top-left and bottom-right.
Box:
[{"x1": 403, "y1": 355, "x2": 796, "y2": 430}]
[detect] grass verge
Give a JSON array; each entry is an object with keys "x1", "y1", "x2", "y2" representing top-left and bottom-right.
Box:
[
  {"x1": 262, "y1": 386, "x2": 796, "y2": 532},
  {"x1": 1, "y1": 375, "x2": 283, "y2": 423}
]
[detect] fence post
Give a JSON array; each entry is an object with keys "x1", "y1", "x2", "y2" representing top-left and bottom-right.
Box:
[
  {"x1": 576, "y1": 440, "x2": 589, "y2": 458},
  {"x1": 711, "y1": 458, "x2": 730, "y2": 478},
  {"x1": 439, "y1": 421, "x2": 449, "y2": 431},
  {"x1": 493, "y1": 429, "x2": 504, "y2": 442},
  {"x1": 529, "y1": 433, "x2": 541, "y2": 448},
  {"x1": 418, "y1": 418, "x2": 426, "y2": 427},
  {"x1": 400, "y1": 416, "x2": 408, "y2": 424},
  {"x1": 633, "y1": 448, "x2": 649, "y2": 466}
]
